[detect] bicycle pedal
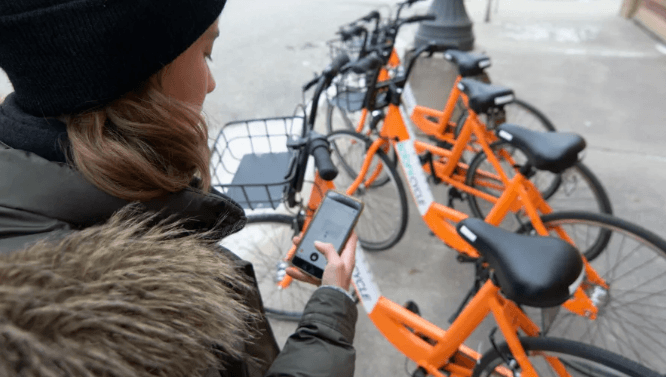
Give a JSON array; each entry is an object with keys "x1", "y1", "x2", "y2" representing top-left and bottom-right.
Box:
[{"x1": 404, "y1": 300, "x2": 421, "y2": 316}]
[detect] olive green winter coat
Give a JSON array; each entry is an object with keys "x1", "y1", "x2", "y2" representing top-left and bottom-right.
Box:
[{"x1": 0, "y1": 95, "x2": 357, "y2": 376}]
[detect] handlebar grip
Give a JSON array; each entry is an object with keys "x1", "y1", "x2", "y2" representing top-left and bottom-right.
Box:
[
  {"x1": 343, "y1": 51, "x2": 384, "y2": 74},
  {"x1": 302, "y1": 76, "x2": 320, "y2": 91},
  {"x1": 339, "y1": 24, "x2": 366, "y2": 41},
  {"x1": 325, "y1": 53, "x2": 351, "y2": 78},
  {"x1": 312, "y1": 145, "x2": 338, "y2": 181},
  {"x1": 361, "y1": 10, "x2": 380, "y2": 22},
  {"x1": 403, "y1": 14, "x2": 436, "y2": 24}
]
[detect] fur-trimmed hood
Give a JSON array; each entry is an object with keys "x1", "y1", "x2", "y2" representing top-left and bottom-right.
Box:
[{"x1": 0, "y1": 208, "x2": 255, "y2": 377}]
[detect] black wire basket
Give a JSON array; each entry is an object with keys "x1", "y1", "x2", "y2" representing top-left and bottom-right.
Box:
[
  {"x1": 327, "y1": 69, "x2": 370, "y2": 114},
  {"x1": 210, "y1": 116, "x2": 305, "y2": 210},
  {"x1": 327, "y1": 36, "x2": 365, "y2": 62}
]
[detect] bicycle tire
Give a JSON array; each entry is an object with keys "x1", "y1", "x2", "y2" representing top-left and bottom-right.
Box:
[
  {"x1": 520, "y1": 211, "x2": 666, "y2": 373},
  {"x1": 506, "y1": 98, "x2": 556, "y2": 131},
  {"x1": 326, "y1": 101, "x2": 358, "y2": 134},
  {"x1": 455, "y1": 97, "x2": 556, "y2": 138},
  {"x1": 327, "y1": 130, "x2": 409, "y2": 251},
  {"x1": 327, "y1": 103, "x2": 398, "y2": 182},
  {"x1": 219, "y1": 213, "x2": 310, "y2": 321},
  {"x1": 465, "y1": 143, "x2": 613, "y2": 240},
  {"x1": 473, "y1": 337, "x2": 660, "y2": 377}
]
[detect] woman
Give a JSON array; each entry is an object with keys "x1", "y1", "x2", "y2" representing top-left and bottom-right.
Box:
[{"x1": 0, "y1": 1, "x2": 357, "y2": 376}]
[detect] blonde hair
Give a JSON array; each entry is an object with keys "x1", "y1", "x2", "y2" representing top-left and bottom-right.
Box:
[{"x1": 64, "y1": 71, "x2": 211, "y2": 202}]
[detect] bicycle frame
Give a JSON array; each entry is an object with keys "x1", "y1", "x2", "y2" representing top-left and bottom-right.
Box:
[
  {"x1": 277, "y1": 174, "x2": 586, "y2": 375},
  {"x1": 410, "y1": 75, "x2": 469, "y2": 142},
  {"x1": 345, "y1": 102, "x2": 605, "y2": 319},
  {"x1": 360, "y1": 46, "x2": 485, "y2": 148},
  {"x1": 352, "y1": 245, "x2": 571, "y2": 377}
]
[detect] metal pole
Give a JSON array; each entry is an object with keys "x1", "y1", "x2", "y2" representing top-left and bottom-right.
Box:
[{"x1": 414, "y1": 0, "x2": 475, "y2": 51}]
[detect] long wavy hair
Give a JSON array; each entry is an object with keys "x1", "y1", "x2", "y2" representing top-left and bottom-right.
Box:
[{"x1": 62, "y1": 69, "x2": 211, "y2": 202}]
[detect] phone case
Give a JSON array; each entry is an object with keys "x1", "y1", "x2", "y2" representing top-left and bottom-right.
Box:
[{"x1": 290, "y1": 190, "x2": 364, "y2": 280}]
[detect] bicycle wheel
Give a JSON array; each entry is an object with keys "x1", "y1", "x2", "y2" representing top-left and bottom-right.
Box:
[
  {"x1": 219, "y1": 213, "x2": 312, "y2": 321},
  {"x1": 465, "y1": 143, "x2": 613, "y2": 231},
  {"x1": 456, "y1": 97, "x2": 556, "y2": 139},
  {"x1": 327, "y1": 130, "x2": 409, "y2": 251},
  {"x1": 473, "y1": 337, "x2": 660, "y2": 377},
  {"x1": 327, "y1": 103, "x2": 398, "y2": 180},
  {"x1": 326, "y1": 101, "x2": 359, "y2": 134},
  {"x1": 501, "y1": 98, "x2": 556, "y2": 131},
  {"x1": 521, "y1": 211, "x2": 666, "y2": 373}
]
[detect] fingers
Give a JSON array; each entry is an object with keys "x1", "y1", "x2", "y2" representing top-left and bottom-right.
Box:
[
  {"x1": 314, "y1": 241, "x2": 339, "y2": 261},
  {"x1": 340, "y1": 233, "x2": 357, "y2": 268},
  {"x1": 286, "y1": 267, "x2": 320, "y2": 286}
]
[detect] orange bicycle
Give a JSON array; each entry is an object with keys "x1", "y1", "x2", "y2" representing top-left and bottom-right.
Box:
[
  {"x1": 213, "y1": 52, "x2": 666, "y2": 371},
  {"x1": 222, "y1": 177, "x2": 661, "y2": 376},
  {"x1": 325, "y1": 4, "x2": 612, "y2": 223},
  {"x1": 325, "y1": 46, "x2": 666, "y2": 372}
]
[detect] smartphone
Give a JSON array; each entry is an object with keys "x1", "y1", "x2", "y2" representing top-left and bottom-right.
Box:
[{"x1": 290, "y1": 190, "x2": 364, "y2": 280}]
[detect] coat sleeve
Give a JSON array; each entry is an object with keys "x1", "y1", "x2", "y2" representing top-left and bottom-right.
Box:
[{"x1": 264, "y1": 286, "x2": 358, "y2": 377}]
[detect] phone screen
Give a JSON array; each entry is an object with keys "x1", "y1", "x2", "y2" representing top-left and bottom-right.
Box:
[{"x1": 291, "y1": 193, "x2": 361, "y2": 279}]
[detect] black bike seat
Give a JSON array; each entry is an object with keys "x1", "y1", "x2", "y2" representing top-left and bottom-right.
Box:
[
  {"x1": 458, "y1": 78, "x2": 514, "y2": 114},
  {"x1": 457, "y1": 218, "x2": 584, "y2": 308},
  {"x1": 496, "y1": 124, "x2": 586, "y2": 174},
  {"x1": 444, "y1": 50, "x2": 491, "y2": 77}
]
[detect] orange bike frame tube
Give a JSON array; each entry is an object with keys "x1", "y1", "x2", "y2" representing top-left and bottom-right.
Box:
[
  {"x1": 437, "y1": 76, "x2": 463, "y2": 132},
  {"x1": 413, "y1": 139, "x2": 501, "y2": 205},
  {"x1": 410, "y1": 76, "x2": 462, "y2": 140},
  {"x1": 388, "y1": 48, "x2": 401, "y2": 68},
  {"x1": 355, "y1": 108, "x2": 369, "y2": 133},
  {"x1": 345, "y1": 138, "x2": 387, "y2": 195},
  {"x1": 367, "y1": 282, "x2": 498, "y2": 376},
  {"x1": 374, "y1": 105, "x2": 480, "y2": 256},
  {"x1": 485, "y1": 174, "x2": 604, "y2": 318},
  {"x1": 424, "y1": 202, "x2": 479, "y2": 257},
  {"x1": 425, "y1": 281, "x2": 496, "y2": 364},
  {"x1": 355, "y1": 246, "x2": 569, "y2": 376}
]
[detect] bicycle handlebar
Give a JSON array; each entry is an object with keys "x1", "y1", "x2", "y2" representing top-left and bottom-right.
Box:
[
  {"x1": 302, "y1": 76, "x2": 319, "y2": 92},
  {"x1": 396, "y1": 0, "x2": 427, "y2": 20},
  {"x1": 339, "y1": 24, "x2": 367, "y2": 41},
  {"x1": 342, "y1": 51, "x2": 384, "y2": 74},
  {"x1": 399, "y1": 14, "x2": 436, "y2": 26},
  {"x1": 303, "y1": 53, "x2": 351, "y2": 92},
  {"x1": 309, "y1": 132, "x2": 338, "y2": 181},
  {"x1": 324, "y1": 53, "x2": 352, "y2": 78},
  {"x1": 360, "y1": 10, "x2": 381, "y2": 22}
]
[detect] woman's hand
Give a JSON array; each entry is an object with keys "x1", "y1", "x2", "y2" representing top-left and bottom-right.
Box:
[{"x1": 286, "y1": 233, "x2": 357, "y2": 291}]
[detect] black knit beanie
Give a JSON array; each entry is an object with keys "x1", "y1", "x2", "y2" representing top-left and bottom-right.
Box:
[{"x1": 0, "y1": 0, "x2": 227, "y2": 117}]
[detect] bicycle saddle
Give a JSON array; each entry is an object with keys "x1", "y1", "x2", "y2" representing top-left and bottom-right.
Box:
[
  {"x1": 458, "y1": 78, "x2": 514, "y2": 114},
  {"x1": 496, "y1": 124, "x2": 586, "y2": 174},
  {"x1": 456, "y1": 218, "x2": 584, "y2": 308},
  {"x1": 444, "y1": 50, "x2": 491, "y2": 77}
]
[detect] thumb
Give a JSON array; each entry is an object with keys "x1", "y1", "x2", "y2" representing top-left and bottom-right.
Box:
[{"x1": 314, "y1": 241, "x2": 339, "y2": 262}]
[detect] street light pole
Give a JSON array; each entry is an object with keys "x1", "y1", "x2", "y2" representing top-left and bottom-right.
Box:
[{"x1": 413, "y1": 0, "x2": 475, "y2": 51}]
